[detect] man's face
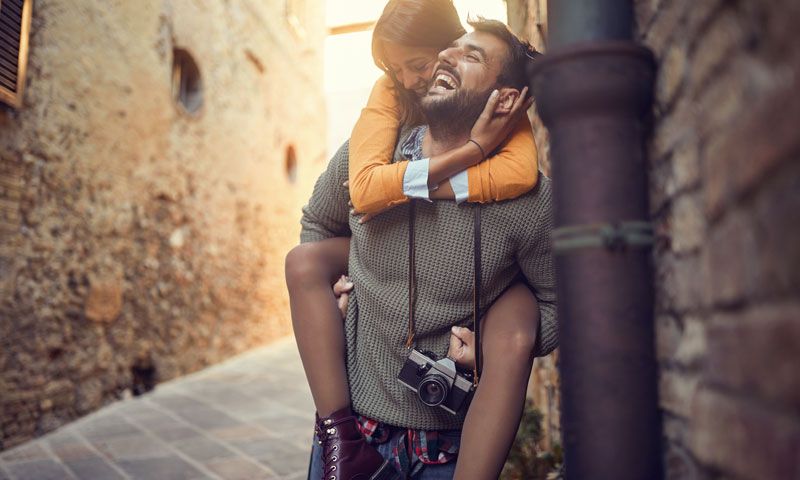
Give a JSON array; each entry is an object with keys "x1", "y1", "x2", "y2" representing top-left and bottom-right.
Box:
[{"x1": 422, "y1": 30, "x2": 509, "y2": 110}]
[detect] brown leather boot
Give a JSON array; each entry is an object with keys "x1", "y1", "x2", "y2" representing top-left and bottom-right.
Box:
[{"x1": 315, "y1": 407, "x2": 397, "y2": 480}]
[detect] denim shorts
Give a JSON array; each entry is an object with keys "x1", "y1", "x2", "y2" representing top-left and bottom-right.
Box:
[{"x1": 308, "y1": 427, "x2": 460, "y2": 480}]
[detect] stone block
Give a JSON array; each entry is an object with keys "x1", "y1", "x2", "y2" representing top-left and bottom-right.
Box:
[
  {"x1": 673, "y1": 252, "x2": 706, "y2": 312},
  {"x1": 659, "y1": 370, "x2": 699, "y2": 418},
  {"x1": 674, "y1": 316, "x2": 706, "y2": 369},
  {"x1": 750, "y1": 162, "x2": 800, "y2": 298},
  {"x1": 687, "y1": 7, "x2": 747, "y2": 95},
  {"x1": 670, "y1": 193, "x2": 705, "y2": 254},
  {"x1": 655, "y1": 314, "x2": 681, "y2": 364},
  {"x1": 705, "y1": 303, "x2": 800, "y2": 410},
  {"x1": 4, "y1": 459, "x2": 73, "y2": 480},
  {"x1": 663, "y1": 443, "x2": 702, "y2": 480},
  {"x1": 117, "y1": 455, "x2": 206, "y2": 480},
  {"x1": 205, "y1": 457, "x2": 276, "y2": 480},
  {"x1": 656, "y1": 41, "x2": 688, "y2": 110},
  {"x1": 705, "y1": 211, "x2": 756, "y2": 307},
  {"x1": 671, "y1": 141, "x2": 700, "y2": 194},
  {"x1": 63, "y1": 456, "x2": 126, "y2": 480},
  {"x1": 690, "y1": 387, "x2": 800, "y2": 479},
  {"x1": 641, "y1": 0, "x2": 691, "y2": 54},
  {"x1": 84, "y1": 275, "x2": 123, "y2": 323}
]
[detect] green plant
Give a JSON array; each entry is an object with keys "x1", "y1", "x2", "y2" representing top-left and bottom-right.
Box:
[{"x1": 500, "y1": 400, "x2": 560, "y2": 480}]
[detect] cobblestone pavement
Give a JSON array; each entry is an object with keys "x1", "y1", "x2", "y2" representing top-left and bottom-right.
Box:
[{"x1": 0, "y1": 337, "x2": 316, "y2": 479}]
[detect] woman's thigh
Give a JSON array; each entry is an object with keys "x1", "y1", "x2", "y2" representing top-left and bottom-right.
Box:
[{"x1": 481, "y1": 282, "x2": 540, "y2": 361}]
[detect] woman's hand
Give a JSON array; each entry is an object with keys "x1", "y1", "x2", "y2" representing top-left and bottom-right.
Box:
[
  {"x1": 332, "y1": 275, "x2": 353, "y2": 319},
  {"x1": 447, "y1": 325, "x2": 476, "y2": 370},
  {"x1": 469, "y1": 86, "x2": 533, "y2": 158},
  {"x1": 345, "y1": 180, "x2": 390, "y2": 223}
]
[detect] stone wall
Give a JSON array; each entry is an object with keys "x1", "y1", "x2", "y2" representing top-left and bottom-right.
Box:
[
  {"x1": 509, "y1": 0, "x2": 800, "y2": 477},
  {"x1": 0, "y1": 0, "x2": 326, "y2": 450},
  {"x1": 506, "y1": 0, "x2": 562, "y2": 452},
  {"x1": 636, "y1": 0, "x2": 800, "y2": 478}
]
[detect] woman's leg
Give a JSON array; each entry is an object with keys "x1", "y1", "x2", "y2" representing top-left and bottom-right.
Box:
[
  {"x1": 285, "y1": 237, "x2": 351, "y2": 417},
  {"x1": 454, "y1": 283, "x2": 540, "y2": 480}
]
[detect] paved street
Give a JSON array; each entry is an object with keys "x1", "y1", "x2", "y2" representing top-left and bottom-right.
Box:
[{"x1": 0, "y1": 337, "x2": 315, "y2": 480}]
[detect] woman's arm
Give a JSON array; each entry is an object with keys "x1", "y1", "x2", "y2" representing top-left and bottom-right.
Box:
[{"x1": 349, "y1": 77, "x2": 539, "y2": 214}]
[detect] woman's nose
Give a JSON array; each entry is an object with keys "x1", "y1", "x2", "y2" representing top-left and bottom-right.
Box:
[{"x1": 404, "y1": 75, "x2": 422, "y2": 90}]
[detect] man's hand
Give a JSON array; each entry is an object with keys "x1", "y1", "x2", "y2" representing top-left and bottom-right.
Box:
[
  {"x1": 447, "y1": 325, "x2": 476, "y2": 370},
  {"x1": 332, "y1": 275, "x2": 353, "y2": 319},
  {"x1": 469, "y1": 86, "x2": 533, "y2": 157}
]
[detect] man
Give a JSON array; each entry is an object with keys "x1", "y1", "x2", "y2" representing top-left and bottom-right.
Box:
[{"x1": 302, "y1": 20, "x2": 557, "y2": 479}]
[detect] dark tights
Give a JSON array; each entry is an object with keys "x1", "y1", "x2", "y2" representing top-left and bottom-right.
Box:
[{"x1": 285, "y1": 239, "x2": 539, "y2": 479}]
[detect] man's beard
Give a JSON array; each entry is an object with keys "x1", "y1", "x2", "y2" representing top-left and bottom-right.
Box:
[{"x1": 421, "y1": 86, "x2": 495, "y2": 142}]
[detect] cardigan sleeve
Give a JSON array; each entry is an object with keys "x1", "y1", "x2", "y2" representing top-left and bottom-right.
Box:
[{"x1": 466, "y1": 115, "x2": 540, "y2": 203}]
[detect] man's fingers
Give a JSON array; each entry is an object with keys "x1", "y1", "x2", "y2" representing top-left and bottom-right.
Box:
[
  {"x1": 337, "y1": 292, "x2": 349, "y2": 319},
  {"x1": 451, "y1": 325, "x2": 475, "y2": 343},
  {"x1": 333, "y1": 275, "x2": 354, "y2": 295}
]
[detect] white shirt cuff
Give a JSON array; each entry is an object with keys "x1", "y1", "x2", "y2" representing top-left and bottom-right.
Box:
[
  {"x1": 403, "y1": 158, "x2": 431, "y2": 200},
  {"x1": 450, "y1": 170, "x2": 469, "y2": 203}
]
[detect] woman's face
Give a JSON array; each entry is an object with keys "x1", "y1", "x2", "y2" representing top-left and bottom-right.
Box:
[{"x1": 382, "y1": 42, "x2": 439, "y2": 97}]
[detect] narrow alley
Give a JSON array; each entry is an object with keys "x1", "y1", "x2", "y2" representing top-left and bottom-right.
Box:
[{"x1": 0, "y1": 338, "x2": 313, "y2": 480}]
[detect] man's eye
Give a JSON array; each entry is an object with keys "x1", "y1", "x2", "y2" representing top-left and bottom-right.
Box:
[
  {"x1": 467, "y1": 54, "x2": 480, "y2": 62},
  {"x1": 413, "y1": 62, "x2": 430, "y2": 72}
]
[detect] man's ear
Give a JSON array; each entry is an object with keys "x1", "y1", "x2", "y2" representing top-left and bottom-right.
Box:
[{"x1": 494, "y1": 88, "x2": 521, "y2": 114}]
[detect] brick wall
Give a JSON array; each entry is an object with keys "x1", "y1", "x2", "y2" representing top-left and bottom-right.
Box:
[
  {"x1": 508, "y1": 0, "x2": 800, "y2": 476},
  {"x1": 0, "y1": 0, "x2": 327, "y2": 450},
  {"x1": 637, "y1": 0, "x2": 800, "y2": 478}
]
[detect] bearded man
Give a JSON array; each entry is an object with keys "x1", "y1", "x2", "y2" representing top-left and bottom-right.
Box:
[{"x1": 301, "y1": 19, "x2": 557, "y2": 479}]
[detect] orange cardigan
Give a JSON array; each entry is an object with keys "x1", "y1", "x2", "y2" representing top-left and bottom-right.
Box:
[{"x1": 349, "y1": 75, "x2": 539, "y2": 214}]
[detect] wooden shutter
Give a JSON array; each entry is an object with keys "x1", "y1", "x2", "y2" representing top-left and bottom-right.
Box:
[{"x1": 0, "y1": 0, "x2": 33, "y2": 108}]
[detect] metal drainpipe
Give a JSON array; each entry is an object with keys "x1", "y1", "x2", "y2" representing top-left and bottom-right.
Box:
[{"x1": 529, "y1": 1, "x2": 662, "y2": 479}]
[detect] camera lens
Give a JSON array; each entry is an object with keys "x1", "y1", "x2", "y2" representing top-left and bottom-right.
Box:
[{"x1": 418, "y1": 375, "x2": 449, "y2": 406}]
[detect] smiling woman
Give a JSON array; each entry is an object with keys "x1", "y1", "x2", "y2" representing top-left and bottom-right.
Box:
[{"x1": 323, "y1": 0, "x2": 508, "y2": 157}]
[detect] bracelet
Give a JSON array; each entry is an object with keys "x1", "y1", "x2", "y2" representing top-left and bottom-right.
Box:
[{"x1": 467, "y1": 138, "x2": 486, "y2": 160}]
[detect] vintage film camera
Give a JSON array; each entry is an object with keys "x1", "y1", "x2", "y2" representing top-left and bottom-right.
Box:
[{"x1": 397, "y1": 349, "x2": 475, "y2": 415}]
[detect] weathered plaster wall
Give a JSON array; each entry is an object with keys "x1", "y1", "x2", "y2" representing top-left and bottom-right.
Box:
[{"x1": 0, "y1": 0, "x2": 326, "y2": 449}]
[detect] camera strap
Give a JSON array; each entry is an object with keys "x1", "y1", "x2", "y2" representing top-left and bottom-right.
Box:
[{"x1": 406, "y1": 201, "x2": 483, "y2": 385}]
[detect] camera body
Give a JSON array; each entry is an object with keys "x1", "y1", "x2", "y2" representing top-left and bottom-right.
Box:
[{"x1": 397, "y1": 349, "x2": 475, "y2": 415}]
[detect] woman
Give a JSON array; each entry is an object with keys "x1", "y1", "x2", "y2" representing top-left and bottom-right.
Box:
[{"x1": 285, "y1": 1, "x2": 543, "y2": 478}]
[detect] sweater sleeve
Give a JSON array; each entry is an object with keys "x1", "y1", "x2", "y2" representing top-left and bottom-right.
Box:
[
  {"x1": 348, "y1": 75, "x2": 410, "y2": 214},
  {"x1": 300, "y1": 141, "x2": 352, "y2": 244},
  {"x1": 466, "y1": 115, "x2": 539, "y2": 203},
  {"x1": 516, "y1": 179, "x2": 558, "y2": 357}
]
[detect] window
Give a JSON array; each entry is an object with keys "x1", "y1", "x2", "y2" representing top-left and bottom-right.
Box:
[
  {"x1": 0, "y1": 0, "x2": 33, "y2": 108},
  {"x1": 171, "y1": 48, "x2": 203, "y2": 116}
]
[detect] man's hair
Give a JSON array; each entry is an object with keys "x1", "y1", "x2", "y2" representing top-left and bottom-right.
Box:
[{"x1": 467, "y1": 18, "x2": 540, "y2": 93}]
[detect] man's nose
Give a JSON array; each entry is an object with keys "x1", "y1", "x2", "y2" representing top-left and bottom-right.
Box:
[{"x1": 438, "y1": 47, "x2": 457, "y2": 66}]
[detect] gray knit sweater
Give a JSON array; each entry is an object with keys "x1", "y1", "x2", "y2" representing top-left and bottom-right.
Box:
[{"x1": 300, "y1": 138, "x2": 557, "y2": 431}]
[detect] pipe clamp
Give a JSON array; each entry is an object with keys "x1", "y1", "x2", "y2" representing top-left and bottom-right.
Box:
[{"x1": 552, "y1": 221, "x2": 654, "y2": 254}]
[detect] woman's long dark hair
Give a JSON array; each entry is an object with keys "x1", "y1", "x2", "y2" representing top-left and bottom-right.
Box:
[{"x1": 372, "y1": 0, "x2": 466, "y2": 125}]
